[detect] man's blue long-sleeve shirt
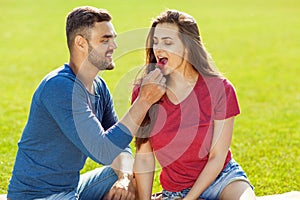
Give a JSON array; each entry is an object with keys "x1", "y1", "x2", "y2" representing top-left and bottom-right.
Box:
[{"x1": 7, "y1": 64, "x2": 132, "y2": 199}]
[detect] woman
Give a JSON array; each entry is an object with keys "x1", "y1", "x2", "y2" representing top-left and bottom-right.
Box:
[{"x1": 132, "y1": 10, "x2": 256, "y2": 200}]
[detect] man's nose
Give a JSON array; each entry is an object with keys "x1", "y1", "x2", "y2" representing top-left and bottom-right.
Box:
[{"x1": 110, "y1": 39, "x2": 117, "y2": 49}]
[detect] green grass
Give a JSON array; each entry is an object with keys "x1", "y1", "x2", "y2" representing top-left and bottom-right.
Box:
[{"x1": 1, "y1": 0, "x2": 299, "y2": 196}]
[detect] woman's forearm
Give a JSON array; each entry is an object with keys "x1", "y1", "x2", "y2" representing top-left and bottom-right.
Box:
[
  {"x1": 134, "y1": 141, "x2": 156, "y2": 200},
  {"x1": 184, "y1": 156, "x2": 225, "y2": 200},
  {"x1": 185, "y1": 118, "x2": 234, "y2": 199},
  {"x1": 135, "y1": 171, "x2": 155, "y2": 199}
]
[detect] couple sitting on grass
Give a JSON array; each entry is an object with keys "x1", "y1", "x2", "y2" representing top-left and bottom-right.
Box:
[{"x1": 6, "y1": 6, "x2": 255, "y2": 200}]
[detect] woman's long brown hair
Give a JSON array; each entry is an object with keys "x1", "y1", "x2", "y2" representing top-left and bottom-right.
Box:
[{"x1": 135, "y1": 10, "x2": 222, "y2": 150}]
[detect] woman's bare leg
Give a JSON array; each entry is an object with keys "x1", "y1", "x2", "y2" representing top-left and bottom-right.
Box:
[{"x1": 219, "y1": 180, "x2": 256, "y2": 200}]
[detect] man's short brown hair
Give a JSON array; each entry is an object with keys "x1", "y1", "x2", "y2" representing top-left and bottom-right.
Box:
[{"x1": 66, "y1": 6, "x2": 112, "y2": 51}]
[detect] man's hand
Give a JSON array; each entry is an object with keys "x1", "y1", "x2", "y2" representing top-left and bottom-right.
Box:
[
  {"x1": 103, "y1": 175, "x2": 135, "y2": 200},
  {"x1": 119, "y1": 68, "x2": 166, "y2": 136},
  {"x1": 139, "y1": 68, "x2": 166, "y2": 106}
]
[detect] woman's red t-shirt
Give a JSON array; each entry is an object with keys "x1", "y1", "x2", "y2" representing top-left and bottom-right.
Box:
[{"x1": 132, "y1": 75, "x2": 240, "y2": 191}]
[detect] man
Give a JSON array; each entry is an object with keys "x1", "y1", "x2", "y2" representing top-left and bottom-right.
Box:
[{"x1": 7, "y1": 6, "x2": 166, "y2": 200}]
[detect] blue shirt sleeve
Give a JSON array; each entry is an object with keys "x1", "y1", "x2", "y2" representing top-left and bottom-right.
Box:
[
  {"x1": 97, "y1": 78, "x2": 132, "y2": 155},
  {"x1": 40, "y1": 75, "x2": 132, "y2": 165}
]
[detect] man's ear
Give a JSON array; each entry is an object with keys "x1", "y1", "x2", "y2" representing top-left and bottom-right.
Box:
[{"x1": 74, "y1": 35, "x2": 87, "y2": 52}]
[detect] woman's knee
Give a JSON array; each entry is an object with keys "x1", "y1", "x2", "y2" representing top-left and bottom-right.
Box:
[{"x1": 219, "y1": 180, "x2": 255, "y2": 200}]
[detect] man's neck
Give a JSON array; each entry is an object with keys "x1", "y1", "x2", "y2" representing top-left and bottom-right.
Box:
[{"x1": 69, "y1": 59, "x2": 98, "y2": 94}]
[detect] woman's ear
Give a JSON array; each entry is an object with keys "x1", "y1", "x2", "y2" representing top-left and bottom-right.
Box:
[{"x1": 74, "y1": 35, "x2": 87, "y2": 52}]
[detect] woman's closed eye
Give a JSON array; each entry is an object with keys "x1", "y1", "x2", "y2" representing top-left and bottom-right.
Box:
[
  {"x1": 153, "y1": 40, "x2": 173, "y2": 46},
  {"x1": 164, "y1": 39, "x2": 173, "y2": 45}
]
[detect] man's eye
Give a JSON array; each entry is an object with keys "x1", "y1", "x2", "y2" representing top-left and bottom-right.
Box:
[{"x1": 102, "y1": 39, "x2": 109, "y2": 43}]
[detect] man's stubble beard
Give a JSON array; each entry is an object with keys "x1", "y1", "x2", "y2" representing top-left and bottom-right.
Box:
[{"x1": 88, "y1": 45, "x2": 115, "y2": 71}]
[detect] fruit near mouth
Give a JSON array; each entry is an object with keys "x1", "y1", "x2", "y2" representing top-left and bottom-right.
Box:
[{"x1": 157, "y1": 57, "x2": 168, "y2": 68}]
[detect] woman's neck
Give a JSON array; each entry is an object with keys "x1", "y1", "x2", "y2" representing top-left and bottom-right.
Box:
[
  {"x1": 166, "y1": 64, "x2": 199, "y2": 105},
  {"x1": 167, "y1": 63, "x2": 198, "y2": 88}
]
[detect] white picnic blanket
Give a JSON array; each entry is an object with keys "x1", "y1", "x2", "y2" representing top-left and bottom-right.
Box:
[{"x1": 257, "y1": 191, "x2": 300, "y2": 200}]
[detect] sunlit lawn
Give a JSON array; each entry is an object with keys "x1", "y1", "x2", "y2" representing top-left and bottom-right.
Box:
[{"x1": 0, "y1": 0, "x2": 299, "y2": 196}]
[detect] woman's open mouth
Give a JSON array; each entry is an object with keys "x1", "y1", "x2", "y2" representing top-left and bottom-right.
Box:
[{"x1": 156, "y1": 57, "x2": 168, "y2": 69}]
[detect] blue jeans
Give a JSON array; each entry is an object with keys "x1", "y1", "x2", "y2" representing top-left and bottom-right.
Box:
[
  {"x1": 162, "y1": 159, "x2": 253, "y2": 200},
  {"x1": 35, "y1": 166, "x2": 118, "y2": 200}
]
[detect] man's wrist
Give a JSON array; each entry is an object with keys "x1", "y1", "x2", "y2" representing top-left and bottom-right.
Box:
[{"x1": 119, "y1": 172, "x2": 133, "y2": 180}]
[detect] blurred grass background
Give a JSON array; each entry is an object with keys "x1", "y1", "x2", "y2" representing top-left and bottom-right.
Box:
[{"x1": 0, "y1": 0, "x2": 299, "y2": 196}]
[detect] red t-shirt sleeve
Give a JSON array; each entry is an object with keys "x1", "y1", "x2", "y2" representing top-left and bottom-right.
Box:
[
  {"x1": 131, "y1": 85, "x2": 140, "y2": 105},
  {"x1": 214, "y1": 79, "x2": 240, "y2": 120}
]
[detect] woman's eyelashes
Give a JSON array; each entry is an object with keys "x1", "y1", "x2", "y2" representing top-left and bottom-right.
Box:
[
  {"x1": 164, "y1": 39, "x2": 173, "y2": 45},
  {"x1": 153, "y1": 38, "x2": 173, "y2": 46}
]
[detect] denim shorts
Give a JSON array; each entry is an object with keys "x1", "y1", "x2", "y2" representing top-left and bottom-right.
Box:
[
  {"x1": 162, "y1": 159, "x2": 253, "y2": 200},
  {"x1": 34, "y1": 191, "x2": 77, "y2": 200},
  {"x1": 34, "y1": 166, "x2": 118, "y2": 200}
]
